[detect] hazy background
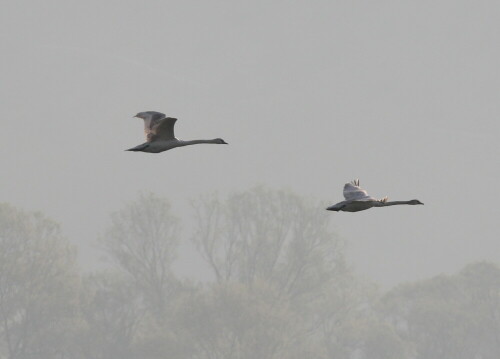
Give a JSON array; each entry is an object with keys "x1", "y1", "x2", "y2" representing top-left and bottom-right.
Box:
[{"x1": 2, "y1": 0, "x2": 499, "y2": 287}]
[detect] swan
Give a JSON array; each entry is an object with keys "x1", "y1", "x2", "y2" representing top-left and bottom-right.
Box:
[
  {"x1": 126, "y1": 111, "x2": 228, "y2": 153},
  {"x1": 326, "y1": 179, "x2": 423, "y2": 212}
]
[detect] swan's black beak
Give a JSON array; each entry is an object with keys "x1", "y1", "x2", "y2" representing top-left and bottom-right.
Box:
[{"x1": 326, "y1": 206, "x2": 339, "y2": 211}]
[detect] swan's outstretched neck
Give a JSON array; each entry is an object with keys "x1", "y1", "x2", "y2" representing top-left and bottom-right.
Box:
[
  {"x1": 180, "y1": 138, "x2": 228, "y2": 146},
  {"x1": 380, "y1": 200, "x2": 424, "y2": 206}
]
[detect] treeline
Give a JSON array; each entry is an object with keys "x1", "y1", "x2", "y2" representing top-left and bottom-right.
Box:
[{"x1": 0, "y1": 187, "x2": 499, "y2": 359}]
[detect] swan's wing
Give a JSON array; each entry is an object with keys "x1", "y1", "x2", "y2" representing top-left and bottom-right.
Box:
[
  {"x1": 142, "y1": 112, "x2": 166, "y2": 140},
  {"x1": 149, "y1": 117, "x2": 178, "y2": 141},
  {"x1": 343, "y1": 179, "x2": 374, "y2": 201}
]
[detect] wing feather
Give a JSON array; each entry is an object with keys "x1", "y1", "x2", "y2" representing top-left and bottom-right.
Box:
[
  {"x1": 343, "y1": 179, "x2": 376, "y2": 201},
  {"x1": 148, "y1": 117, "x2": 178, "y2": 141},
  {"x1": 142, "y1": 112, "x2": 166, "y2": 140}
]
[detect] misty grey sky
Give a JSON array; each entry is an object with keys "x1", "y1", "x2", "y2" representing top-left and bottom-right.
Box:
[{"x1": 1, "y1": 1, "x2": 499, "y2": 286}]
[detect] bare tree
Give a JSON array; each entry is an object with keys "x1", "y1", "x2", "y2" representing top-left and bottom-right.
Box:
[
  {"x1": 191, "y1": 186, "x2": 345, "y2": 298},
  {"x1": 189, "y1": 187, "x2": 364, "y2": 358},
  {"x1": 100, "y1": 193, "x2": 181, "y2": 316}
]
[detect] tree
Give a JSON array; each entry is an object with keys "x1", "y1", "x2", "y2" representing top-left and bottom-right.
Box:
[
  {"x1": 76, "y1": 272, "x2": 143, "y2": 359},
  {"x1": 177, "y1": 281, "x2": 312, "y2": 359},
  {"x1": 0, "y1": 203, "x2": 79, "y2": 359},
  {"x1": 379, "y1": 261, "x2": 500, "y2": 359},
  {"x1": 189, "y1": 187, "x2": 373, "y2": 358},
  {"x1": 100, "y1": 193, "x2": 181, "y2": 316},
  {"x1": 191, "y1": 186, "x2": 346, "y2": 298}
]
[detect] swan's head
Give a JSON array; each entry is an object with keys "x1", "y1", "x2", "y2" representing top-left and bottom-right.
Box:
[
  {"x1": 214, "y1": 138, "x2": 228, "y2": 144},
  {"x1": 409, "y1": 199, "x2": 424, "y2": 205}
]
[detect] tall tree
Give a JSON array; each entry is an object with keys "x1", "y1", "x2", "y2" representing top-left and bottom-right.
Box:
[
  {"x1": 0, "y1": 203, "x2": 79, "y2": 359},
  {"x1": 189, "y1": 187, "x2": 370, "y2": 359},
  {"x1": 100, "y1": 193, "x2": 181, "y2": 316},
  {"x1": 191, "y1": 186, "x2": 345, "y2": 298}
]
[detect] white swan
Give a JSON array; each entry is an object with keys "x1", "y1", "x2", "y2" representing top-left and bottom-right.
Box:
[
  {"x1": 326, "y1": 179, "x2": 423, "y2": 212},
  {"x1": 126, "y1": 111, "x2": 228, "y2": 153}
]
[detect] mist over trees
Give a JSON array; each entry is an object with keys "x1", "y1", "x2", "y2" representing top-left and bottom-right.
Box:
[
  {"x1": 0, "y1": 204, "x2": 79, "y2": 359},
  {"x1": 0, "y1": 189, "x2": 499, "y2": 358}
]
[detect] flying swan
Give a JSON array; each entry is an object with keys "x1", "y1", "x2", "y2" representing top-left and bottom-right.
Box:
[
  {"x1": 126, "y1": 111, "x2": 227, "y2": 153},
  {"x1": 326, "y1": 179, "x2": 423, "y2": 212}
]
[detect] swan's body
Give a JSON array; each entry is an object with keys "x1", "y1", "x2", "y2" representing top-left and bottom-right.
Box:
[
  {"x1": 326, "y1": 179, "x2": 423, "y2": 212},
  {"x1": 126, "y1": 111, "x2": 227, "y2": 153}
]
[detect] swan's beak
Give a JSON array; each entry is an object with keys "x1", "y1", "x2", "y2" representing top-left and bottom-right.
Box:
[{"x1": 326, "y1": 205, "x2": 339, "y2": 211}]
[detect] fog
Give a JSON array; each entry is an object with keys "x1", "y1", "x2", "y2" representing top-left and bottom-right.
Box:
[{"x1": 1, "y1": 1, "x2": 499, "y2": 358}]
